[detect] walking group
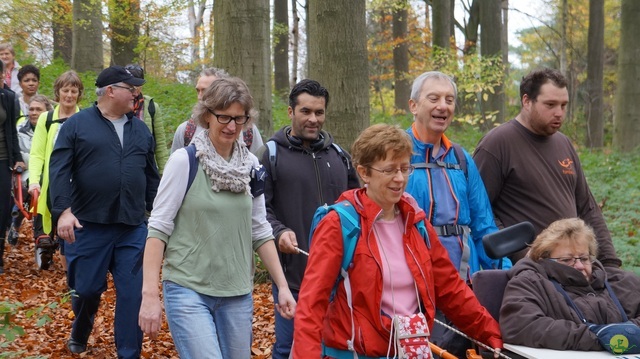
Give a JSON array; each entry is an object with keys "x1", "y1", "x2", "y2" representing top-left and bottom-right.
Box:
[{"x1": 2, "y1": 40, "x2": 639, "y2": 359}]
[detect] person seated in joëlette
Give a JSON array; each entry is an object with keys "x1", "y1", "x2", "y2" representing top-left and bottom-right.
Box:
[{"x1": 500, "y1": 218, "x2": 640, "y2": 352}]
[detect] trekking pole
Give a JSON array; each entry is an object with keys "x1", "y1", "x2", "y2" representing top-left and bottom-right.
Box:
[
  {"x1": 429, "y1": 342, "x2": 458, "y2": 359},
  {"x1": 433, "y1": 318, "x2": 513, "y2": 359}
]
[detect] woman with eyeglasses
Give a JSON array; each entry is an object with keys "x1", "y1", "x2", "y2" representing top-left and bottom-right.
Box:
[
  {"x1": 500, "y1": 218, "x2": 640, "y2": 351},
  {"x1": 138, "y1": 77, "x2": 295, "y2": 359},
  {"x1": 293, "y1": 124, "x2": 503, "y2": 358}
]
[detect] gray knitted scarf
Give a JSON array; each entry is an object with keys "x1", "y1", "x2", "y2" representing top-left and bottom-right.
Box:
[{"x1": 192, "y1": 129, "x2": 252, "y2": 194}]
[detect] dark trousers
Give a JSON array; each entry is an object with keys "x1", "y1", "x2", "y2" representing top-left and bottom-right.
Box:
[
  {"x1": 0, "y1": 161, "x2": 13, "y2": 267},
  {"x1": 65, "y1": 221, "x2": 146, "y2": 359},
  {"x1": 431, "y1": 309, "x2": 472, "y2": 358},
  {"x1": 272, "y1": 284, "x2": 299, "y2": 359}
]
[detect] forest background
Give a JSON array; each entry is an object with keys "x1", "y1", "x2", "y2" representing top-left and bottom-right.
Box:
[{"x1": 1, "y1": 0, "x2": 639, "y2": 271}]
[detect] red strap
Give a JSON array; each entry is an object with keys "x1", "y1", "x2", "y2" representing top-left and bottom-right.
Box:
[{"x1": 184, "y1": 118, "x2": 197, "y2": 146}]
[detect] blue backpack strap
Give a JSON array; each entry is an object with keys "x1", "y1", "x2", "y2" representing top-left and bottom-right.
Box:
[
  {"x1": 416, "y1": 219, "x2": 431, "y2": 249},
  {"x1": 266, "y1": 140, "x2": 277, "y2": 181},
  {"x1": 331, "y1": 201, "x2": 360, "y2": 271},
  {"x1": 185, "y1": 144, "x2": 198, "y2": 194},
  {"x1": 308, "y1": 200, "x2": 361, "y2": 299}
]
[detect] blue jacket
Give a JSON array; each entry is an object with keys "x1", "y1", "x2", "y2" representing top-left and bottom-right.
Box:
[{"x1": 405, "y1": 125, "x2": 511, "y2": 275}]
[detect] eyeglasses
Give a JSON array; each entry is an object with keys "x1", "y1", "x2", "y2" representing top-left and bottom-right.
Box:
[
  {"x1": 111, "y1": 84, "x2": 138, "y2": 94},
  {"x1": 548, "y1": 255, "x2": 594, "y2": 266},
  {"x1": 367, "y1": 165, "x2": 415, "y2": 177},
  {"x1": 207, "y1": 108, "x2": 250, "y2": 125}
]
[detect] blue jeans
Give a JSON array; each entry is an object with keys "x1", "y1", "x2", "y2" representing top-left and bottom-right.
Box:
[
  {"x1": 272, "y1": 284, "x2": 299, "y2": 359},
  {"x1": 65, "y1": 221, "x2": 146, "y2": 359},
  {"x1": 163, "y1": 281, "x2": 253, "y2": 359}
]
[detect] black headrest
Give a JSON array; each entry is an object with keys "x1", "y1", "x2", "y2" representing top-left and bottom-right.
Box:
[{"x1": 482, "y1": 221, "x2": 535, "y2": 259}]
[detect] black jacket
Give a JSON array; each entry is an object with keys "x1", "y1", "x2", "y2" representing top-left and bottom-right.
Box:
[
  {"x1": 0, "y1": 88, "x2": 23, "y2": 165},
  {"x1": 49, "y1": 105, "x2": 160, "y2": 226},
  {"x1": 260, "y1": 126, "x2": 360, "y2": 291}
]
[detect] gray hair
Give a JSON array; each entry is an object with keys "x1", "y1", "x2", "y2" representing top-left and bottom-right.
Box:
[
  {"x1": 96, "y1": 87, "x2": 107, "y2": 97},
  {"x1": 200, "y1": 67, "x2": 230, "y2": 79},
  {"x1": 410, "y1": 71, "x2": 458, "y2": 101}
]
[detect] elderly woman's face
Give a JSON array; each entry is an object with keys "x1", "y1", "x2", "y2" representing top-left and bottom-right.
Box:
[
  {"x1": 358, "y1": 151, "x2": 412, "y2": 212},
  {"x1": 548, "y1": 239, "x2": 593, "y2": 279},
  {"x1": 28, "y1": 101, "x2": 47, "y2": 125}
]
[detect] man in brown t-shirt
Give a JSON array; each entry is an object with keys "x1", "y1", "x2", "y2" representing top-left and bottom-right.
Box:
[{"x1": 473, "y1": 68, "x2": 620, "y2": 268}]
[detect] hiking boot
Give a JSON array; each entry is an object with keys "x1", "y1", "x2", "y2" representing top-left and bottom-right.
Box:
[
  {"x1": 7, "y1": 225, "x2": 19, "y2": 246},
  {"x1": 67, "y1": 338, "x2": 87, "y2": 354},
  {"x1": 35, "y1": 235, "x2": 55, "y2": 249}
]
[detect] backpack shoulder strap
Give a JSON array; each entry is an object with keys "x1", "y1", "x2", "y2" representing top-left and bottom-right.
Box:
[
  {"x1": 148, "y1": 98, "x2": 156, "y2": 120},
  {"x1": 185, "y1": 144, "x2": 198, "y2": 196},
  {"x1": 184, "y1": 118, "x2": 197, "y2": 146},
  {"x1": 450, "y1": 142, "x2": 468, "y2": 179},
  {"x1": 412, "y1": 143, "x2": 468, "y2": 179},
  {"x1": 416, "y1": 219, "x2": 431, "y2": 249},
  {"x1": 330, "y1": 201, "x2": 360, "y2": 271},
  {"x1": 266, "y1": 140, "x2": 277, "y2": 181},
  {"x1": 308, "y1": 200, "x2": 361, "y2": 303},
  {"x1": 45, "y1": 110, "x2": 54, "y2": 132},
  {"x1": 330, "y1": 143, "x2": 352, "y2": 170},
  {"x1": 148, "y1": 98, "x2": 156, "y2": 138}
]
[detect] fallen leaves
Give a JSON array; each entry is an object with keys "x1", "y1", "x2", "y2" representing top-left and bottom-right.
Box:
[{"x1": 1, "y1": 224, "x2": 277, "y2": 358}]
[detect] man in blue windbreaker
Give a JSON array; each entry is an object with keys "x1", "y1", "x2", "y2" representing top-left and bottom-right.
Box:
[{"x1": 404, "y1": 71, "x2": 511, "y2": 358}]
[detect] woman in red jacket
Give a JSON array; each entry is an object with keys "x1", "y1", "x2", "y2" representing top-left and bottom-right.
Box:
[{"x1": 293, "y1": 124, "x2": 502, "y2": 358}]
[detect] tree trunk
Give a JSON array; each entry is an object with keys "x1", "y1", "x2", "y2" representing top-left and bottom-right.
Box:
[
  {"x1": 501, "y1": 0, "x2": 509, "y2": 71},
  {"x1": 393, "y1": 1, "x2": 410, "y2": 113},
  {"x1": 274, "y1": 0, "x2": 289, "y2": 98},
  {"x1": 432, "y1": 0, "x2": 452, "y2": 49},
  {"x1": 72, "y1": 0, "x2": 104, "y2": 73},
  {"x1": 463, "y1": 0, "x2": 480, "y2": 54},
  {"x1": 188, "y1": 0, "x2": 207, "y2": 71},
  {"x1": 480, "y1": 0, "x2": 505, "y2": 128},
  {"x1": 613, "y1": 0, "x2": 640, "y2": 152},
  {"x1": 52, "y1": 0, "x2": 72, "y2": 64},
  {"x1": 290, "y1": 0, "x2": 299, "y2": 87},
  {"x1": 213, "y1": 0, "x2": 273, "y2": 138},
  {"x1": 585, "y1": 0, "x2": 605, "y2": 148},
  {"x1": 423, "y1": 0, "x2": 430, "y2": 32},
  {"x1": 304, "y1": 0, "x2": 310, "y2": 79},
  {"x1": 560, "y1": 0, "x2": 568, "y2": 74},
  {"x1": 308, "y1": 0, "x2": 369, "y2": 151},
  {"x1": 108, "y1": 0, "x2": 140, "y2": 66}
]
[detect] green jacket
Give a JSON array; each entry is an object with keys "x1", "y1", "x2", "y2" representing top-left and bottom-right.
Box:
[{"x1": 142, "y1": 95, "x2": 169, "y2": 174}]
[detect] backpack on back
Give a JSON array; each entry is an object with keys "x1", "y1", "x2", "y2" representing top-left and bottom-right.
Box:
[{"x1": 308, "y1": 200, "x2": 431, "y2": 299}]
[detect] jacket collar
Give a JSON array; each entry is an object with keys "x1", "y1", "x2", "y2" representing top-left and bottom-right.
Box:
[{"x1": 337, "y1": 188, "x2": 427, "y2": 229}]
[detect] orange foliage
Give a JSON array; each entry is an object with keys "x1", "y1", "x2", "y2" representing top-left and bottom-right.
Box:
[{"x1": 1, "y1": 224, "x2": 276, "y2": 358}]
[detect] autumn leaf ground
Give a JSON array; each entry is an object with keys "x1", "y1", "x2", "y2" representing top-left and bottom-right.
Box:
[{"x1": 0, "y1": 223, "x2": 277, "y2": 358}]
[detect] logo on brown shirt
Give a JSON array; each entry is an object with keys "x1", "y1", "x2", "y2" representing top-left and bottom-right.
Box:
[{"x1": 558, "y1": 158, "x2": 575, "y2": 175}]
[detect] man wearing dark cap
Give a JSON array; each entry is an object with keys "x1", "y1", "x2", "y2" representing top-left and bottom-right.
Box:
[{"x1": 49, "y1": 65, "x2": 160, "y2": 358}]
